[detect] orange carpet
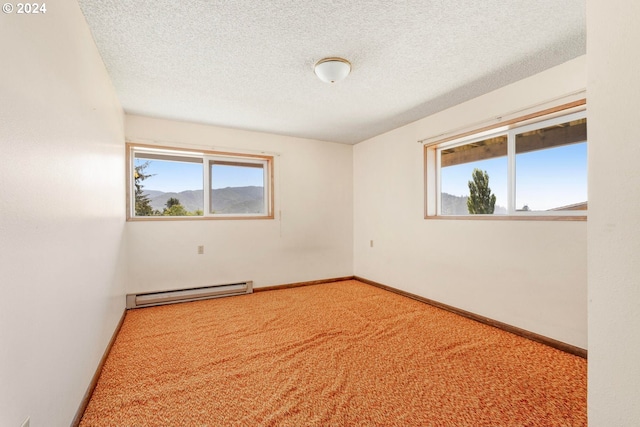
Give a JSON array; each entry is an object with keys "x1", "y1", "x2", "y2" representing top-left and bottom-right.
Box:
[{"x1": 80, "y1": 280, "x2": 586, "y2": 426}]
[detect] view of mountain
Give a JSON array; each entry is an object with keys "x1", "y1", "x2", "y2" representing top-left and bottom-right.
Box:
[
  {"x1": 144, "y1": 186, "x2": 264, "y2": 214},
  {"x1": 441, "y1": 193, "x2": 507, "y2": 215},
  {"x1": 146, "y1": 190, "x2": 203, "y2": 212},
  {"x1": 210, "y1": 186, "x2": 265, "y2": 214},
  {"x1": 441, "y1": 193, "x2": 468, "y2": 215},
  {"x1": 144, "y1": 188, "x2": 508, "y2": 216}
]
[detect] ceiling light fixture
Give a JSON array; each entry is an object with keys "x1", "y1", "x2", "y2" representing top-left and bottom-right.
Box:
[{"x1": 314, "y1": 57, "x2": 351, "y2": 83}]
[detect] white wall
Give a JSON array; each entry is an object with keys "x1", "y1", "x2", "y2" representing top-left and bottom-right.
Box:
[
  {"x1": 354, "y1": 56, "x2": 588, "y2": 348},
  {"x1": 587, "y1": 1, "x2": 640, "y2": 424},
  {"x1": 125, "y1": 115, "x2": 353, "y2": 293},
  {"x1": 0, "y1": 3, "x2": 125, "y2": 426}
]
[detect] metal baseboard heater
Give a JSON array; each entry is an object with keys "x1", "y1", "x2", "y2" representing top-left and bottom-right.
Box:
[{"x1": 126, "y1": 281, "x2": 253, "y2": 309}]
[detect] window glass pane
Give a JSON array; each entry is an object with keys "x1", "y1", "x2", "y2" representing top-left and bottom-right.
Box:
[
  {"x1": 440, "y1": 136, "x2": 508, "y2": 215},
  {"x1": 515, "y1": 118, "x2": 587, "y2": 212},
  {"x1": 133, "y1": 155, "x2": 204, "y2": 216},
  {"x1": 210, "y1": 162, "x2": 265, "y2": 215}
]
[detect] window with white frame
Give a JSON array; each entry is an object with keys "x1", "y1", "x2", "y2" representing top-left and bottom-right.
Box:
[
  {"x1": 425, "y1": 106, "x2": 587, "y2": 218},
  {"x1": 128, "y1": 144, "x2": 273, "y2": 220}
]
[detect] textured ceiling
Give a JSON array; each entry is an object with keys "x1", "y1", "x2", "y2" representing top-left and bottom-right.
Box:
[{"x1": 78, "y1": 0, "x2": 585, "y2": 144}]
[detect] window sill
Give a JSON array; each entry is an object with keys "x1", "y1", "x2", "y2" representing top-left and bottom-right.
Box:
[
  {"x1": 127, "y1": 215, "x2": 275, "y2": 222},
  {"x1": 425, "y1": 215, "x2": 586, "y2": 222}
]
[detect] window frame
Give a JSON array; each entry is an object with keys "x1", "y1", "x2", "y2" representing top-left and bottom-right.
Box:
[
  {"x1": 424, "y1": 100, "x2": 587, "y2": 221},
  {"x1": 126, "y1": 143, "x2": 274, "y2": 221}
]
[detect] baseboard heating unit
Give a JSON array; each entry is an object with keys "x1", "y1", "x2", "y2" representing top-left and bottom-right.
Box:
[{"x1": 126, "y1": 281, "x2": 253, "y2": 309}]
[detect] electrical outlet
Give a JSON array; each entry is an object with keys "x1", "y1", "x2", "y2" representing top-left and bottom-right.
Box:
[
  {"x1": 370, "y1": 240, "x2": 374, "y2": 248},
  {"x1": 21, "y1": 417, "x2": 30, "y2": 427},
  {"x1": 197, "y1": 245, "x2": 204, "y2": 255}
]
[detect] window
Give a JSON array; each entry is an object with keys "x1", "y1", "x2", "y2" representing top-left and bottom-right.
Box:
[
  {"x1": 514, "y1": 117, "x2": 587, "y2": 213},
  {"x1": 128, "y1": 144, "x2": 273, "y2": 220},
  {"x1": 209, "y1": 158, "x2": 269, "y2": 216},
  {"x1": 425, "y1": 105, "x2": 587, "y2": 219},
  {"x1": 439, "y1": 135, "x2": 508, "y2": 215}
]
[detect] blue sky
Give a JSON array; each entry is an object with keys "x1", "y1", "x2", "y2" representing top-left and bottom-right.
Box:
[
  {"x1": 211, "y1": 164, "x2": 264, "y2": 190},
  {"x1": 441, "y1": 142, "x2": 587, "y2": 211},
  {"x1": 134, "y1": 159, "x2": 263, "y2": 192}
]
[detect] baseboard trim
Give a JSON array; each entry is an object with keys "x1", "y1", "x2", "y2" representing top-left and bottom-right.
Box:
[
  {"x1": 71, "y1": 309, "x2": 127, "y2": 427},
  {"x1": 355, "y1": 276, "x2": 587, "y2": 359},
  {"x1": 254, "y1": 276, "x2": 355, "y2": 293}
]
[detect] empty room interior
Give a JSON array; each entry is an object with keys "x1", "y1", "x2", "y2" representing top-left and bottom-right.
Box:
[{"x1": 1, "y1": 1, "x2": 639, "y2": 426}]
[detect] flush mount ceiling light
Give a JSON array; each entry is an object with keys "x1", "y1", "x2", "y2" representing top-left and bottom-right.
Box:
[{"x1": 314, "y1": 57, "x2": 351, "y2": 83}]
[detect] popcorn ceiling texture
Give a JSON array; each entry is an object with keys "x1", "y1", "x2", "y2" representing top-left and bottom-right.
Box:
[
  {"x1": 79, "y1": 280, "x2": 586, "y2": 426},
  {"x1": 78, "y1": 1, "x2": 585, "y2": 144},
  {"x1": 79, "y1": 0, "x2": 586, "y2": 143}
]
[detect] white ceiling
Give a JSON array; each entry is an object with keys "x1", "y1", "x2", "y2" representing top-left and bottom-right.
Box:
[{"x1": 77, "y1": 0, "x2": 585, "y2": 144}]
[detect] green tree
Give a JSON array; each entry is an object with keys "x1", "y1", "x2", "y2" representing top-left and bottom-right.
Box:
[
  {"x1": 467, "y1": 168, "x2": 496, "y2": 214},
  {"x1": 163, "y1": 197, "x2": 188, "y2": 216},
  {"x1": 134, "y1": 161, "x2": 155, "y2": 216},
  {"x1": 165, "y1": 197, "x2": 180, "y2": 208}
]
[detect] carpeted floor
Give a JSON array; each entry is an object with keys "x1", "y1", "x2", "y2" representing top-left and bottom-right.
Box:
[{"x1": 80, "y1": 280, "x2": 587, "y2": 426}]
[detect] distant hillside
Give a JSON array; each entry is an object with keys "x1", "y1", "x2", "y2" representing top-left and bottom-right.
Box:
[
  {"x1": 441, "y1": 193, "x2": 507, "y2": 215},
  {"x1": 143, "y1": 188, "x2": 508, "y2": 216},
  {"x1": 142, "y1": 190, "x2": 166, "y2": 199},
  {"x1": 143, "y1": 186, "x2": 264, "y2": 214},
  {"x1": 211, "y1": 186, "x2": 265, "y2": 214},
  {"x1": 146, "y1": 190, "x2": 203, "y2": 213},
  {"x1": 441, "y1": 193, "x2": 469, "y2": 215}
]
